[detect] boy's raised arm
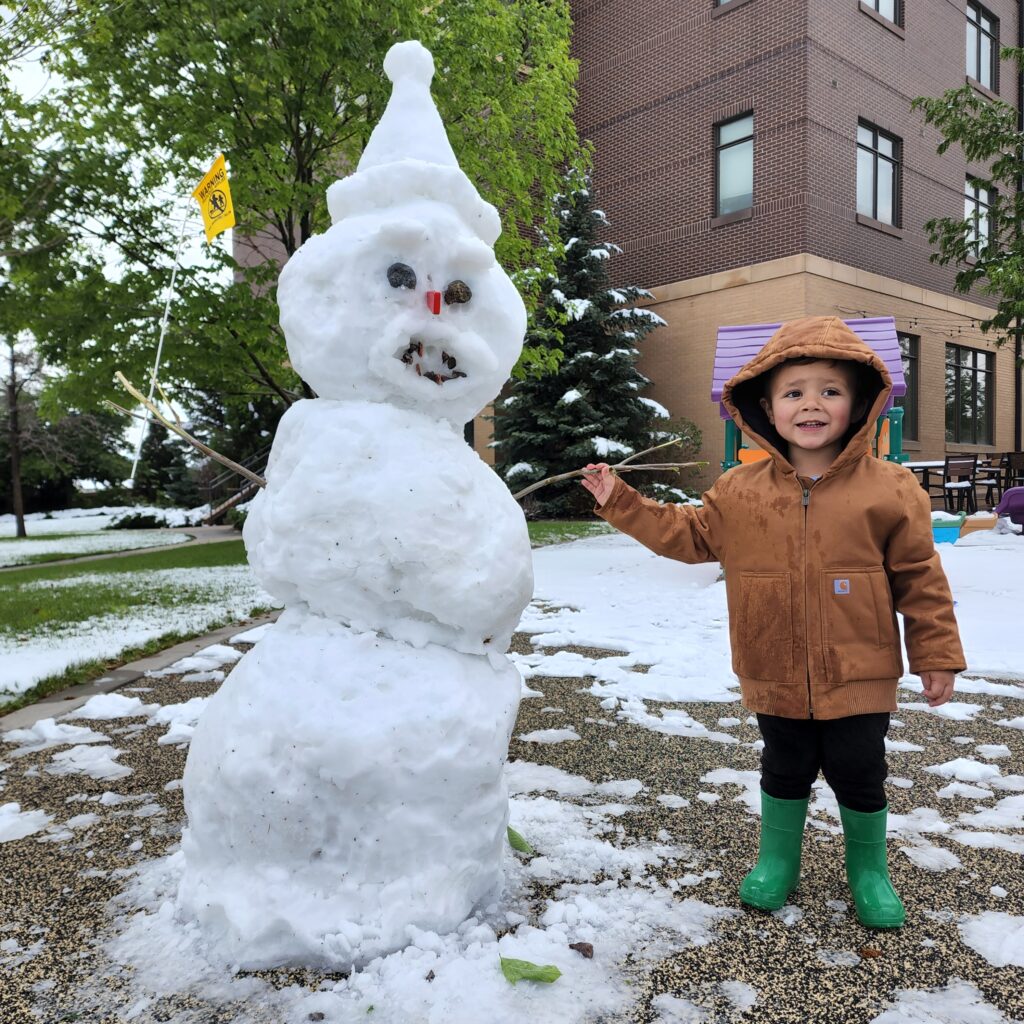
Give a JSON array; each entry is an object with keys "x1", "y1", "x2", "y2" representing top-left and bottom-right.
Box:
[{"x1": 584, "y1": 467, "x2": 724, "y2": 564}]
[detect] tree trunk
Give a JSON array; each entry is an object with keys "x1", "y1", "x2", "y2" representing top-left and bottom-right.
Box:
[{"x1": 7, "y1": 376, "x2": 27, "y2": 538}]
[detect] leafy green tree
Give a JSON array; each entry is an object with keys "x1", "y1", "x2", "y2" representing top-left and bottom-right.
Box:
[
  {"x1": 493, "y1": 175, "x2": 700, "y2": 518},
  {"x1": 132, "y1": 422, "x2": 203, "y2": 507},
  {"x1": 1, "y1": 355, "x2": 130, "y2": 520},
  {"x1": 17, "y1": 0, "x2": 581, "y2": 443},
  {"x1": 912, "y1": 59, "x2": 1024, "y2": 344}
]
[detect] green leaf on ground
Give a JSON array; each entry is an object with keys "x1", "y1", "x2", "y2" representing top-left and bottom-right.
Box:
[
  {"x1": 507, "y1": 826, "x2": 534, "y2": 854},
  {"x1": 499, "y1": 957, "x2": 562, "y2": 985}
]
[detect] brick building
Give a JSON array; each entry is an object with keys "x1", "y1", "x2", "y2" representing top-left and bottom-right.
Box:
[{"x1": 571, "y1": 0, "x2": 1024, "y2": 487}]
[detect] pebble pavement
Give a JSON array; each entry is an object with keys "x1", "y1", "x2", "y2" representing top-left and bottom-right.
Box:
[{"x1": 1, "y1": 629, "x2": 1022, "y2": 1023}]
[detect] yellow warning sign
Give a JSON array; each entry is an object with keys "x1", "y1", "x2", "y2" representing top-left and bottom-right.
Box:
[{"x1": 192, "y1": 154, "x2": 235, "y2": 243}]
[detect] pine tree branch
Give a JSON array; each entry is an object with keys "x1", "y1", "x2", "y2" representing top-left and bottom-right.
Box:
[{"x1": 109, "y1": 372, "x2": 267, "y2": 489}]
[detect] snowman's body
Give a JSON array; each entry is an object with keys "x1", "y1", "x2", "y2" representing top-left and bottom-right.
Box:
[
  {"x1": 178, "y1": 42, "x2": 534, "y2": 969},
  {"x1": 242, "y1": 400, "x2": 531, "y2": 655}
]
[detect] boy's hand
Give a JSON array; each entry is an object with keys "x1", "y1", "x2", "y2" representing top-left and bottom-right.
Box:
[
  {"x1": 920, "y1": 670, "x2": 955, "y2": 707},
  {"x1": 580, "y1": 463, "x2": 615, "y2": 506}
]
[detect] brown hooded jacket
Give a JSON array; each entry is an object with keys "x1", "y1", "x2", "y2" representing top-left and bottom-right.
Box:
[{"x1": 596, "y1": 316, "x2": 966, "y2": 720}]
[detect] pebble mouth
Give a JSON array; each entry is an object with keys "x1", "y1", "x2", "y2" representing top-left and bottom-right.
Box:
[{"x1": 397, "y1": 339, "x2": 467, "y2": 385}]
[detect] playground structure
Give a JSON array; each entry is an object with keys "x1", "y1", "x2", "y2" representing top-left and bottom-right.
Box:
[{"x1": 711, "y1": 317, "x2": 908, "y2": 470}]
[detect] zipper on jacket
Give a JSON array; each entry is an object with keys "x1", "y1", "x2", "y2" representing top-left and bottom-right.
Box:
[{"x1": 802, "y1": 484, "x2": 813, "y2": 718}]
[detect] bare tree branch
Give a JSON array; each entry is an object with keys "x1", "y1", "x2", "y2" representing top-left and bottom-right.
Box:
[{"x1": 110, "y1": 371, "x2": 266, "y2": 488}]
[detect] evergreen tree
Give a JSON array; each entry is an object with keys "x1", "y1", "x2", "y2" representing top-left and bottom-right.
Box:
[
  {"x1": 132, "y1": 423, "x2": 202, "y2": 507},
  {"x1": 495, "y1": 176, "x2": 700, "y2": 517}
]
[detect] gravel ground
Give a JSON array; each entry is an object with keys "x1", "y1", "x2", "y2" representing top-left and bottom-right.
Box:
[{"x1": 1, "y1": 630, "x2": 1022, "y2": 1023}]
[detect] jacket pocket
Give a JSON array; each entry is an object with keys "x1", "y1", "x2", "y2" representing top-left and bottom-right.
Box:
[
  {"x1": 733, "y1": 572, "x2": 793, "y2": 681},
  {"x1": 820, "y1": 567, "x2": 901, "y2": 682}
]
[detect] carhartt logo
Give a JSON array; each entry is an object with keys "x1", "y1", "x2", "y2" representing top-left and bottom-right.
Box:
[{"x1": 834, "y1": 579, "x2": 851, "y2": 595}]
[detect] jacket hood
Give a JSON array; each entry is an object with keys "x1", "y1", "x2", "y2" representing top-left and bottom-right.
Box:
[{"x1": 721, "y1": 316, "x2": 893, "y2": 476}]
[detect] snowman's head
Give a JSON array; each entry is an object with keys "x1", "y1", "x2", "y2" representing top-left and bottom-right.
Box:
[
  {"x1": 277, "y1": 199, "x2": 525, "y2": 423},
  {"x1": 276, "y1": 40, "x2": 526, "y2": 426}
]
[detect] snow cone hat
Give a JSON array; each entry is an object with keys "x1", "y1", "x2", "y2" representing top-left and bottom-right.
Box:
[{"x1": 277, "y1": 40, "x2": 527, "y2": 425}]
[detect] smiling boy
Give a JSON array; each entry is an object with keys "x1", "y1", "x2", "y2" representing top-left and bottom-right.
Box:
[{"x1": 581, "y1": 316, "x2": 965, "y2": 929}]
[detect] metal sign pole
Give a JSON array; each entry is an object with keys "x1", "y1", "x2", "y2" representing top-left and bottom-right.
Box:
[{"x1": 129, "y1": 211, "x2": 190, "y2": 484}]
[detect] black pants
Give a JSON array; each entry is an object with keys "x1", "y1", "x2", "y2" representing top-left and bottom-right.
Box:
[{"x1": 757, "y1": 712, "x2": 890, "y2": 813}]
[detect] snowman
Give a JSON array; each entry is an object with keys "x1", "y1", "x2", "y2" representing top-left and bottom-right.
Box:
[{"x1": 177, "y1": 41, "x2": 533, "y2": 970}]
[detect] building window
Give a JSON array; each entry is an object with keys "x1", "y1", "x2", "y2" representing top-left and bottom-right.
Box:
[
  {"x1": 967, "y1": 2, "x2": 998, "y2": 91},
  {"x1": 856, "y1": 122, "x2": 900, "y2": 226},
  {"x1": 715, "y1": 113, "x2": 753, "y2": 216},
  {"x1": 895, "y1": 332, "x2": 919, "y2": 441},
  {"x1": 945, "y1": 343, "x2": 994, "y2": 445},
  {"x1": 965, "y1": 178, "x2": 993, "y2": 253},
  {"x1": 864, "y1": 0, "x2": 900, "y2": 26}
]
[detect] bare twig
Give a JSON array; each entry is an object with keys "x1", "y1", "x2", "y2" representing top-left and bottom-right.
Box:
[
  {"x1": 512, "y1": 459, "x2": 706, "y2": 501},
  {"x1": 616, "y1": 436, "x2": 689, "y2": 467},
  {"x1": 109, "y1": 372, "x2": 267, "y2": 488}
]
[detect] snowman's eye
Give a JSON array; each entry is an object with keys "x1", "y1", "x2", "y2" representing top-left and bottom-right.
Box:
[
  {"x1": 387, "y1": 263, "x2": 417, "y2": 289},
  {"x1": 444, "y1": 280, "x2": 472, "y2": 305}
]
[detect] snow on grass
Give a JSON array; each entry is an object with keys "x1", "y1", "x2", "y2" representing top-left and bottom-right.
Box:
[
  {"x1": 0, "y1": 507, "x2": 132, "y2": 536},
  {"x1": 0, "y1": 530, "x2": 190, "y2": 567},
  {"x1": 0, "y1": 566, "x2": 277, "y2": 698}
]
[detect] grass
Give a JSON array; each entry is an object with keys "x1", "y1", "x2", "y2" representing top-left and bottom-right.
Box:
[
  {"x1": 527, "y1": 520, "x2": 615, "y2": 547},
  {"x1": 0, "y1": 541, "x2": 249, "y2": 635},
  {"x1": 0, "y1": 530, "x2": 193, "y2": 567},
  {"x1": 0, "y1": 541, "x2": 257, "y2": 716},
  {"x1": 1, "y1": 523, "x2": 609, "y2": 716}
]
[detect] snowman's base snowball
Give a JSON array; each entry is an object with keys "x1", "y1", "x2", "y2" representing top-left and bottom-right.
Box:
[{"x1": 177, "y1": 607, "x2": 521, "y2": 970}]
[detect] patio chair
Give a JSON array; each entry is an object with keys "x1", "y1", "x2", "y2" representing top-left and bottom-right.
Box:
[
  {"x1": 943, "y1": 454, "x2": 978, "y2": 515},
  {"x1": 1007, "y1": 452, "x2": 1024, "y2": 491},
  {"x1": 976, "y1": 454, "x2": 1004, "y2": 510}
]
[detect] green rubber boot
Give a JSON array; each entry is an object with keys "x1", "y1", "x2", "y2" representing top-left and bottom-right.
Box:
[
  {"x1": 839, "y1": 804, "x2": 905, "y2": 929},
  {"x1": 739, "y1": 791, "x2": 809, "y2": 911}
]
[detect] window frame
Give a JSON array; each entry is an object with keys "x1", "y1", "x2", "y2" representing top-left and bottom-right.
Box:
[
  {"x1": 856, "y1": 121, "x2": 901, "y2": 227},
  {"x1": 895, "y1": 332, "x2": 919, "y2": 441},
  {"x1": 714, "y1": 112, "x2": 754, "y2": 218},
  {"x1": 964, "y1": 177, "x2": 994, "y2": 253},
  {"x1": 864, "y1": 0, "x2": 901, "y2": 27},
  {"x1": 967, "y1": 1, "x2": 999, "y2": 93},
  {"x1": 944, "y1": 342, "x2": 995, "y2": 446}
]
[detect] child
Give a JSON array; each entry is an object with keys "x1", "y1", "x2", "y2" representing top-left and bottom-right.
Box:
[{"x1": 581, "y1": 316, "x2": 964, "y2": 929}]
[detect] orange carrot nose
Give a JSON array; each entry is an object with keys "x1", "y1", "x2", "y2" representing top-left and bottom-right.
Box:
[{"x1": 425, "y1": 290, "x2": 442, "y2": 315}]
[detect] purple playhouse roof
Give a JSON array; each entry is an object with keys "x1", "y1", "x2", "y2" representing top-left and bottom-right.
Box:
[{"x1": 711, "y1": 317, "x2": 907, "y2": 419}]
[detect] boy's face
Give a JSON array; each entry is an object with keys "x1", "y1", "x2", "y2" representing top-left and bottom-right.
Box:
[{"x1": 759, "y1": 360, "x2": 864, "y2": 468}]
